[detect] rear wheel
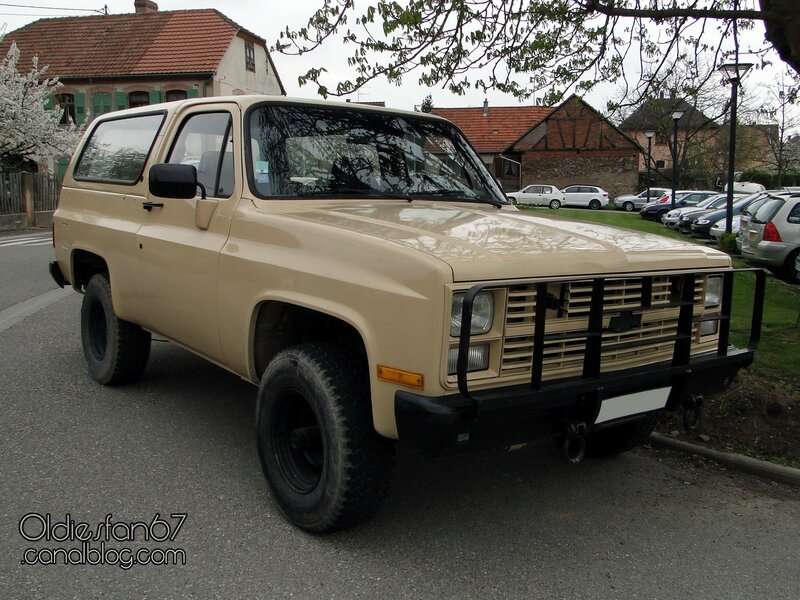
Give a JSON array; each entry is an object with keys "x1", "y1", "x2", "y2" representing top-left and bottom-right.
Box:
[
  {"x1": 256, "y1": 342, "x2": 395, "y2": 533},
  {"x1": 548, "y1": 199, "x2": 561, "y2": 209},
  {"x1": 783, "y1": 249, "x2": 800, "y2": 284},
  {"x1": 585, "y1": 413, "x2": 657, "y2": 457},
  {"x1": 80, "y1": 273, "x2": 151, "y2": 385},
  {"x1": 623, "y1": 201, "x2": 634, "y2": 212},
  {"x1": 589, "y1": 199, "x2": 601, "y2": 210}
]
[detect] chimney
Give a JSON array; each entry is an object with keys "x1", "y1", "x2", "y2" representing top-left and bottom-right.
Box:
[
  {"x1": 134, "y1": 0, "x2": 159, "y2": 14},
  {"x1": 482, "y1": 98, "x2": 488, "y2": 117}
]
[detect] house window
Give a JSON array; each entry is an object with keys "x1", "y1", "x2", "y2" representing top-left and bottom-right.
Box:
[
  {"x1": 502, "y1": 160, "x2": 519, "y2": 177},
  {"x1": 245, "y1": 40, "x2": 256, "y2": 72},
  {"x1": 56, "y1": 93, "x2": 75, "y2": 124},
  {"x1": 128, "y1": 91, "x2": 150, "y2": 108},
  {"x1": 655, "y1": 160, "x2": 666, "y2": 169},
  {"x1": 166, "y1": 90, "x2": 188, "y2": 102}
]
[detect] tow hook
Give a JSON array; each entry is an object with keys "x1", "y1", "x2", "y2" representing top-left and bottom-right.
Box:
[
  {"x1": 561, "y1": 421, "x2": 587, "y2": 464},
  {"x1": 682, "y1": 394, "x2": 704, "y2": 431}
]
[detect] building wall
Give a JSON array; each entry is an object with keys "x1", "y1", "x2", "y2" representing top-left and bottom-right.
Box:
[
  {"x1": 214, "y1": 34, "x2": 283, "y2": 96},
  {"x1": 521, "y1": 151, "x2": 638, "y2": 199}
]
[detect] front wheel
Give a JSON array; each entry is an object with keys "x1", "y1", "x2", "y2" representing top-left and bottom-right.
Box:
[
  {"x1": 548, "y1": 199, "x2": 561, "y2": 209},
  {"x1": 585, "y1": 413, "x2": 657, "y2": 457},
  {"x1": 256, "y1": 343, "x2": 395, "y2": 533},
  {"x1": 623, "y1": 201, "x2": 634, "y2": 212},
  {"x1": 80, "y1": 273, "x2": 151, "y2": 385},
  {"x1": 589, "y1": 199, "x2": 601, "y2": 210},
  {"x1": 657, "y1": 210, "x2": 669, "y2": 223}
]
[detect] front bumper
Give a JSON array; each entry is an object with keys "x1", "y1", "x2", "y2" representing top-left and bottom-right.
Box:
[
  {"x1": 396, "y1": 349, "x2": 753, "y2": 455},
  {"x1": 396, "y1": 268, "x2": 765, "y2": 456}
]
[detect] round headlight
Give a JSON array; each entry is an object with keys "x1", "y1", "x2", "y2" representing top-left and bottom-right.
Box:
[{"x1": 451, "y1": 291, "x2": 494, "y2": 336}]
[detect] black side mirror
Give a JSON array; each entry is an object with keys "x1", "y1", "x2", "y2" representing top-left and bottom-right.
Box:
[{"x1": 149, "y1": 163, "x2": 204, "y2": 199}]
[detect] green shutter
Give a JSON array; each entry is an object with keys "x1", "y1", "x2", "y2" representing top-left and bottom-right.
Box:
[
  {"x1": 75, "y1": 92, "x2": 86, "y2": 124},
  {"x1": 44, "y1": 95, "x2": 54, "y2": 110},
  {"x1": 56, "y1": 157, "x2": 70, "y2": 179},
  {"x1": 115, "y1": 91, "x2": 128, "y2": 111},
  {"x1": 187, "y1": 87, "x2": 199, "y2": 99},
  {"x1": 149, "y1": 90, "x2": 164, "y2": 105},
  {"x1": 92, "y1": 92, "x2": 112, "y2": 116}
]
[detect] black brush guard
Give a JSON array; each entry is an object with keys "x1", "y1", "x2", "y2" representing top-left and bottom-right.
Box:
[{"x1": 395, "y1": 268, "x2": 765, "y2": 455}]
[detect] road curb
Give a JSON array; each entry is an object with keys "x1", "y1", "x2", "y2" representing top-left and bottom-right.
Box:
[{"x1": 649, "y1": 432, "x2": 800, "y2": 487}]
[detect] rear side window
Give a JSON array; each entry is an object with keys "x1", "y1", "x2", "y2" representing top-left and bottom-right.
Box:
[
  {"x1": 753, "y1": 199, "x2": 784, "y2": 224},
  {"x1": 787, "y1": 202, "x2": 800, "y2": 225},
  {"x1": 74, "y1": 113, "x2": 165, "y2": 183}
]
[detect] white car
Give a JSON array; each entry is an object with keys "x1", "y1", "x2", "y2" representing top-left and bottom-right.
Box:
[
  {"x1": 613, "y1": 187, "x2": 670, "y2": 212},
  {"x1": 560, "y1": 185, "x2": 609, "y2": 209},
  {"x1": 709, "y1": 215, "x2": 741, "y2": 243},
  {"x1": 507, "y1": 184, "x2": 565, "y2": 209}
]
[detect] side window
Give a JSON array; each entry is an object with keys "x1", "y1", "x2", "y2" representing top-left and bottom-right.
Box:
[
  {"x1": 787, "y1": 203, "x2": 800, "y2": 225},
  {"x1": 564, "y1": 186, "x2": 576, "y2": 193},
  {"x1": 168, "y1": 112, "x2": 234, "y2": 198},
  {"x1": 74, "y1": 113, "x2": 165, "y2": 183},
  {"x1": 245, "y1": 41, "x2": 256, "y2": 72}
]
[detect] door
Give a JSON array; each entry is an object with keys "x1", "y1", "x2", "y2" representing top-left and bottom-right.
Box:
[{"x1": 135, "y1": 104, "x2": 241, "y2": 363}]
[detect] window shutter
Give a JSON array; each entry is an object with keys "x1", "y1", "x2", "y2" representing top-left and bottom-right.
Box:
[
  {"x1": 56, "y1": 157, "x2": 70, "y2": 179},
  {"x1": 187, "y1": 87, "x2": 200, "y2": 98},
  {"x1": 115, "y1": 91, "x2": 128, "y2": 111},
  {"x1": 75, "y1": 92, "x2": 86, "y2": 124},
  {"x1": 44, "y1": 95, "x2": 54, "y2": 110},
  {"x1": 92, "y1": 92, "x2": 112, "y2": 116},
  {"x1": 149, "y1": 90, "x2": 164, "y2": 105}
]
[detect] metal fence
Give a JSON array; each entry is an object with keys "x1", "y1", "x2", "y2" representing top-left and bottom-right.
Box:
[{"x1": 0, "y1": 171, "x2": 62, "y2": 215}]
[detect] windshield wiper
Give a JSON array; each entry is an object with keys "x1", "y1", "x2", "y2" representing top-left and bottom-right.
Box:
[
  {"x1": 296, "y1": 188, "x2": 413, "y2": 201},
  {"x1": 409, "y1": 189, "x2": 505, "y2": 207}
]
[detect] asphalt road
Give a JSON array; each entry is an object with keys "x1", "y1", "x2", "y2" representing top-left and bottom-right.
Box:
[{"x1": 1, "y1": 232, "x2": 799, "y2": 599}]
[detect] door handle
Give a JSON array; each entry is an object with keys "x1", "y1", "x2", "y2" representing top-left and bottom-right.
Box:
[{"x1": 142, "y1": 201, "x2": 164, "y2": 212}]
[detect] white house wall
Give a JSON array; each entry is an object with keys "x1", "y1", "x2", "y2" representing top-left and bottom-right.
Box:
[{"x1": 214, "y1": 35, "x2": 283, "y2": 96}]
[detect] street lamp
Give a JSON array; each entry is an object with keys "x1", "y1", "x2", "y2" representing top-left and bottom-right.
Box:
[
  {"x1": 718, "y1": 62, "x2": 753, "y2": 234},
  {"x1": 670, "y1": 110, "x2": 685, "y2": 210},
  {"x1": 644, "y1": 130, "x2": 656, "y2": 203}
]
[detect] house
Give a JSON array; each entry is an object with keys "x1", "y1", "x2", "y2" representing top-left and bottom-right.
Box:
[
  {"x1": 1, "y1": 0, "x2": 286, "y2": 174},
  {"x1": 432, "y1": 102, "x2": 552, "y2": 191},
  {"x1": 435, "y1": 95, "x2": 641, "y2": 197}
]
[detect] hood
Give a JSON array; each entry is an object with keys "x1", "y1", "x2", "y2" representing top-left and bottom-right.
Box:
[{"x1": 259, "y1": 200, "x2": 730, "y2": 282}]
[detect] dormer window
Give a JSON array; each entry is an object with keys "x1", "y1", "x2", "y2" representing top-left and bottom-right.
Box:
[{"x1": 245, "y1": 40, "x2": 255, "y2": 72}]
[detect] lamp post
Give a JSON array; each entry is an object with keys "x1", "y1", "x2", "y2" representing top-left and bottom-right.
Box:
[
  {"x1": 644, "y1": 130, "x2": 656, "y2": 202},
  {"x1": 718, "y1": 62, "x2": 753, "y2": 234},
  {"x1": 670, "y1": 110, "x2": 685, "y2": 210}
]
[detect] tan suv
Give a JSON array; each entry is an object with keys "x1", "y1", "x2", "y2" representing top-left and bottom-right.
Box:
[{"x1": 50, "y1": 96, "x2": 764, "y2": 532}]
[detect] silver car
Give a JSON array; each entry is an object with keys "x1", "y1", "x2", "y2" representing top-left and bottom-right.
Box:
[
  {"x1": 507, "y1": 184, "x2": 565, "y2": 209},
  {"x1": 613, "y1": 187, "x2": 669, "y2": 212},
  {"x1": 740, "y1": 194, "x2": 800, "y2": 283}
]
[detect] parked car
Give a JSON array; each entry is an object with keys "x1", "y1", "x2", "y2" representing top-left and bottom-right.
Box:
[
  {"x1": 613, "y1": 187, "x2": 670, "y2": 212},
  {"x1": 663, "y1": 194, "x2": 727, "y2": 229},
  {"x1": 507, "y1": 184, "x2": 565, "y2": 209},
  {"x1": 677, "y1": 193, "x2": 759, "y2": 234},
  {"x1": 736, "y1": 191, "x2": 796, "y2": 251},
  {"x1": 690, "y1": 195, "x2": 760, "y2": 239},
  {"x1": 709, "y1": 215, "x2": 741, "y2": 243},
  {"x1": 640, "y1": 190, "x2": 718, "y2": 222},
  {"x1": 740, "y1": 193, "x2": 800, "y2": 283},
  {"x1": 560, "y1": 185, "x2": 609, "y2": 209}
]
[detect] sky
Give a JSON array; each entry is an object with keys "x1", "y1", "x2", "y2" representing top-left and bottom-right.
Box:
[{"x1": 0, "y1": 0, "x2": 789, "y2": 114}]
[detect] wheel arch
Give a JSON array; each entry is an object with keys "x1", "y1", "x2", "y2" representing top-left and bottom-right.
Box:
[{"x1": 71, "y1": 249, "x2": 109, "y2": 291}]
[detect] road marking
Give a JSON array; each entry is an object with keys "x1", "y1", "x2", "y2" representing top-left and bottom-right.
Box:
[
  {"x1": 0, "y1": 233, "x2": 52, "y2": 248},
  {"x1": 0, "y1": 288, "x2": 73, "y2": 334}
]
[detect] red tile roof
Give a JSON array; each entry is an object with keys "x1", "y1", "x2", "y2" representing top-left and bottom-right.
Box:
[
  {"x1": 1, "y1": 9, "x2": 263, "y2": 78},
  {"x1": 433, "y1": 106, "x2": 553, "y2": 153}
]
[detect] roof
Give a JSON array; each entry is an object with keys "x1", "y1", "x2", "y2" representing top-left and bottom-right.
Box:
[
  {"x1": 618, "y1": 98, "x2": 719, "y2": 131},
  {"x1": 1, "y1": 9, "x2": 265, "y2": 78},
  {"x1": 432, "y1": 106, "x2": 553, "y2": 153}
]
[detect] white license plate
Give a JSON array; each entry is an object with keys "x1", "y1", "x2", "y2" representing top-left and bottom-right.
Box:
[{"x1": 595, "y1": 387, "x2": 671, "y2": 424}]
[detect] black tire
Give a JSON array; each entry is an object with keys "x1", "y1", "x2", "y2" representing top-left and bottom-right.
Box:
[
  {"x1": 508, "y1": 196, "x2": 518, "y2": 205},
  {"x1": 589, "y1": 199, "x2": 601, "y2": 210},
  {"x1": 549, "y1": 199, "x2": 561, "y2": 209},
  {"x1": 782, "y1": 249, "x2": 800, "y2": 284},
  {"x1": 585, "y1": 413, "x2": 657, "y2": 457},
  {"x1": 657, "y1": 209, "x2": 669, "y2": 222},
  {"x1": 80, "y1": 273, "x2": 151, "y2": 385},
  {"x1": 623, "y1": 201, "x2": 634, "y2": 212},
  {"x1": 256, "y1": 342, "x2": 395, "y2": 533}
]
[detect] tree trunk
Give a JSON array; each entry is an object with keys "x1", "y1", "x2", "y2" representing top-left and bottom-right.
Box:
[{"x1": 761, "y1": 0, "x2": 800, "y2": 75}]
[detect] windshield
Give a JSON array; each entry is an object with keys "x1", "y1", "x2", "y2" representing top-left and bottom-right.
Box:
[{"x1": 247, "y1": 104, "x2": 505, "y2": 205}]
